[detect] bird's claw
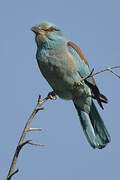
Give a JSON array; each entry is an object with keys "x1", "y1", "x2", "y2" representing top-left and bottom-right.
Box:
[
  {"x1": 74, "y1": 81, "x2": 83, "y2": 88},
  {"x1": 48, "y1": 91, "x2": 57, "y2": 100}
]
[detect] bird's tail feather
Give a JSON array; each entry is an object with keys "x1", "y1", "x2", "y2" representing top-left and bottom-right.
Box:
[
  {"x1": 92, "y1": 92, "x2": 108, "y2": 104},
  {"x1": 74, "y1": 101, "x2": 111, "y2": 149}
]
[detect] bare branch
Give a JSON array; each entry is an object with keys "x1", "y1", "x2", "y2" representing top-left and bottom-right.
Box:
[
  {"x1": 28, "y1": 141, "x2": 45, "y2": 147},
  {"x1": 27, "y1": 128, "x2": 42, "y2": 132},
  {"x1": 7, "y1": 169, "x2": 19, "y2": 180},
  {"x1": 74, "y1": 65, "x2": 120, "y2": 88},
  {"x1": 92, "y1": 65, "x2": 120, "y2": 78},
  {"x1": 16, "y1": 140, "x2": 32, "y2": 156},
  {"x1": 6, "y1": 65, "x2": 120, "y2": 179},
  {"x1": 82, "y1": 68, "x2": 94, "y2": 81},
  {"x1": 6, "y1": 93, "x2": 56, "y2": 180}
]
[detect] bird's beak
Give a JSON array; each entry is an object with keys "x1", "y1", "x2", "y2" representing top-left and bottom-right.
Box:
[{"x1": 31, "y1": 26, "x2": 41, "y2": 34}]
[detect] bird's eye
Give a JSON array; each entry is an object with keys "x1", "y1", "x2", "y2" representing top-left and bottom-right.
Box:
[
  {"x1": 47, "y1": 27, "x2": 56, "y2": 32},
  {"x1": 42, "y1": 27, "x2": 60, "y2": 32}
]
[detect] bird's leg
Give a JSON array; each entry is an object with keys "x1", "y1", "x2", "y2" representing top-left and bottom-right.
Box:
[
  {"x1": 48, "y1": 91, "x2": 57, "y2": 100},
  {"x1": 74, "y1": 68, "x2": 94, "y2": 88}
]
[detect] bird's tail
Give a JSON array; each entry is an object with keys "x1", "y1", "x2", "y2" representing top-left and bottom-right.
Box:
[{"x1": 73, "y1": 100, "x2": 111, "y2": 149}]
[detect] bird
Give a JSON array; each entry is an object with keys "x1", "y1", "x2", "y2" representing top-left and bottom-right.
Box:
[{"x1": 31, "y1": 21, "x2": 111, "y2": 149}]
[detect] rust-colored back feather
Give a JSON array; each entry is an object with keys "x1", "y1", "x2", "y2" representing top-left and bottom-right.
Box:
[{"x1": 68, "y1": 41, "x2": 108, "y2": 109}]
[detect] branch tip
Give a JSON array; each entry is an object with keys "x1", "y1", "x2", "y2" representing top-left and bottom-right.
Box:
[
  {"x1": 28, "y1": 141, "x2": 45, "y2": 147},
  {"x1": 27, "y1": 128, "x2": 42, "y2": 132},
  {"x1": 38, "y1": 95, "x2": 42, "y2": 101}
]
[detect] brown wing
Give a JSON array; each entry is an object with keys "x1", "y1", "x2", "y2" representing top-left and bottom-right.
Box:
[{"x1": 68, "y1": 41, "x2": 108, "y2": 109}]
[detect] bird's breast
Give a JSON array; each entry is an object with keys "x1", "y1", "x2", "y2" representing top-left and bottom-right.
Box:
[{"x1": 36, "y1": 47, "x2": 85, "y2": 99}]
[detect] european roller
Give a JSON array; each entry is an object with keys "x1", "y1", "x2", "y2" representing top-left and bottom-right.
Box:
[{"x1": 31, "y1": 21, "x2": 111, "y2": 149}]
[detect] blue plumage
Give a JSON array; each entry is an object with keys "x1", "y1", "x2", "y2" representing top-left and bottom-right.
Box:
[{"x1": 31, "y1": 21, "x2": 111, "y2": 149}]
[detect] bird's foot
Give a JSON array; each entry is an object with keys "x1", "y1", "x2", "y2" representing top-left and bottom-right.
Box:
[
  {"x1": 48, "y1": 91, "x2": 57, "y2": 100},
  {"x1": 74, "y1": 68, "x2": 94, "y2": 89},
  {"x1": 74, "y1": 81, "x2": 84, "y2": 88}
]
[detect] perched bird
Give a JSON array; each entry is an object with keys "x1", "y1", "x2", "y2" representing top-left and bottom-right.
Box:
[{"x1": 31, "y1": 21, "x2": 111, "y2": 149}]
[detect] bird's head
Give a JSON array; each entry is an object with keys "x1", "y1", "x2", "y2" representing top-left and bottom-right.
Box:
[{"x1": 31, "y1": 21, "x2": 64, "y2": 47}]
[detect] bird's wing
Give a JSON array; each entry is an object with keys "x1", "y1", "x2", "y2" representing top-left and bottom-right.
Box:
[
  {"x1": 67, "y1": 41, "x2": 108, "y2": 109},
  {"x1": 67, "y1": 41, "x2": 95, "y2": 84}
]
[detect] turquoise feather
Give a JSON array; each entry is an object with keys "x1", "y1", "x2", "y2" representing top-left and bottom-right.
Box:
[{"x1": 31, "y1": 21, "x2": 111, "y2": 149}]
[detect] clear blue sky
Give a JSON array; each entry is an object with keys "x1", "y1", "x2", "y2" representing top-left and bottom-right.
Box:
[{"x1": 1, "y1": 0, "x2": 120, "y2": 179}]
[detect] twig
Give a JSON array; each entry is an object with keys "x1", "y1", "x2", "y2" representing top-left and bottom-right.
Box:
[
  {"x1": 28, "y1": 141, "x2": 45, "y2": 146},
  {"x1": 6, "y1": 65, "x2": 119, "y2": 179},
  {"x1": 91, "y1": 65, "x2": 120, "y2": 78},
  {"x1": 27, "y1": 128, "x2": 42, "y2": 132},
  {"x1": 6, "y1": 93, "x2": 54, "y2": 180},
  {"x1": 16, "y1": 140, "x2": 32, "y2": 156},
  {"x1": 75, "y1": 65, "x2": 120, "y2": 88},
  {"x1": 7, "y1": 169, "x2": 19, "y2": 180}
]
